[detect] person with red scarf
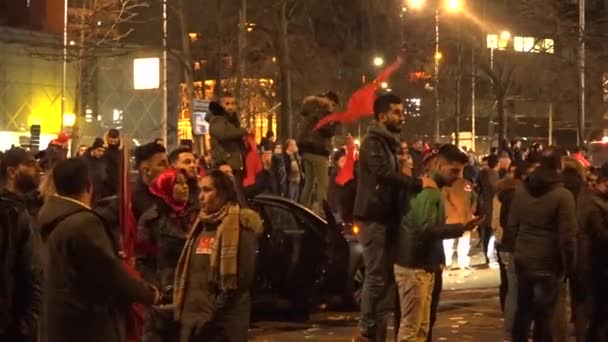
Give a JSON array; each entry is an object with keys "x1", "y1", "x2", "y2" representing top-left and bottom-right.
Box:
[{"x1": 136, "y1": 168, "x2": 196, "y2": 342}]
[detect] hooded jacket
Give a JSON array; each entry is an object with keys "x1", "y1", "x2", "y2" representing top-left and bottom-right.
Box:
[
  {"x1": 297, "y1": 97, "x2": 339, "y2": 157},
  {"x1": 39, "y1": 195, "x2": 155, "y2": 342},
  {"x1": 208, "y1": 102, "x2": 247, "y2": 172},
  {"x1": 353, "y1": 122, "x2": 421, "y2": 224},
  {"x1": 508, "y1": 168, "x2": 577, "y2": 276}
]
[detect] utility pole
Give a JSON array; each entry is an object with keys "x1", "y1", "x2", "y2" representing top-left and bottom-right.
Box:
[
  {"x1": 161, "y1": 0, "x2": 168, "y2": 146},
  {"x1": 61, "y1": 0, "x2": 68, "y2": 131},
  {"x1": 434, "y1": 9, "x2": 440, "y2": 143},
  {"x1": 236, "y1": 0, "x2": 247, "y2": 113},
  {"x1": 471, "y1": 48, "x2": 476, "y2": 152},
  {"x1": 455, "y1": 24, "x2": 462, "y2": 147},
  {"x1": 579, "y1": 0, "x2": 586, "y2": 145}
]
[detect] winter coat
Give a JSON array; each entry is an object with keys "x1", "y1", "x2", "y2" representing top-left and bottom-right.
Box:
[
  {"x1": 353, "y1": 122, "x2": 421, "y2": 224},
  {"x1": 585, "y1": 194, "x2": 608, "y2": 277},
  {"x1": 395, "y1": 187, "x2": 468, "y2": 271},
  {"x1": 243, "y1": 169, "x2": 278, "y2": 199},
  {"x1": 85, "y1": 153, "x2": 111, "y2": 202},
  {"x1": 508, "y1": 167, "x2": 577, "y2": 276},
  {"x1": 94, "y1": 195, "x2": 121, "y2": 247},
  {"x1": 0, "y1": 195, "x2": 42, "y2": 341},
  {"x1": 209, "y1": 105, "x2": 247, "y2": 172},
  {"x1": 132, "y1": 178, "x2": 157, "y2": 222},
  {"x1": 39, "y1": 195, "x2": 155, "y2": 342},
  {"x1": 179, "y1": 209, "x2": 260, "y2": 342},
  {"x1": 492, "y1": 177, "x2": 521, "y2": 251},
  {"x1": 104, "y1": 146, "x2": 121, "y2": 198},
  {"x1": 270, "y1": 154, "x2": 287, "y2": 196},
  {"x1": 297, "y1": 97, "x2": 339, "y2": 157},
  {"x1": 478, "y1": 168, "x2": 499, "y2": 218}
]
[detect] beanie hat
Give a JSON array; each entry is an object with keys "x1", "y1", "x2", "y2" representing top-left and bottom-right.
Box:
[{"x1": 92, "y1": 138, "x2": 105, "y2": 149}]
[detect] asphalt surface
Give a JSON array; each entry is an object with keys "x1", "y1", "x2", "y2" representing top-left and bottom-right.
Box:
[{"x1": 249, "y1": 254, "x2": 507, "y2": 341}]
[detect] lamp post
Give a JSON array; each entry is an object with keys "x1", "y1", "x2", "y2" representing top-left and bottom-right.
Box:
[
  {"x1": 161, "y1": 0, "x2": 168, "y2": 146},
  {"x1": 579, "y1": 0, "x2": 586, "y2": 145},
  {"x1": 61, "y1": 0, "x2": 68, "y2": 131}
]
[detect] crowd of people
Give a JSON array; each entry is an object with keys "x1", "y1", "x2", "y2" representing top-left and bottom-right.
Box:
[{"x1": 1, "y1": 88, "x2": 608, "y2": 342}]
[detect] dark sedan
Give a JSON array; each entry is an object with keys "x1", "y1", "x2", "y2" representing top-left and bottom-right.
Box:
[{"x1": 249, "y1": 195, "x2": 364, "y2": 316}]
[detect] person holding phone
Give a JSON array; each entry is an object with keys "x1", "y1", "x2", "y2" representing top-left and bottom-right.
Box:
[{"x1": 393, "y1": 144, "x2": 484, "y2": 341}]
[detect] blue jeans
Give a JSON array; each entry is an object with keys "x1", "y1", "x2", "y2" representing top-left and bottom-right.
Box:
[
  {"x1": 359, "y1": 221, "x2": 394, "y2": 341},
  {"x1": 287, "y1": 181, "x2": 300, "y2": 202}
]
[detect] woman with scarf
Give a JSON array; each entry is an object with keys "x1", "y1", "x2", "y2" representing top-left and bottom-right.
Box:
[
  {"x1": 136, "y1": 168, "x2": 195, "y2": 342},
  {"x1": 174, "y1": 170, "x2": 262, "y2": 342}
]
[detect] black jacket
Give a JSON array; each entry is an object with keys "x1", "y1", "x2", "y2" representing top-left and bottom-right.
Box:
[
  {"x1": 85, "y1": 153, "x2": 111, "y2": 202},
  {"x1": 0, "y1": 195, "x2": 42, "y2": 341},
  {"x1": 209, "y1": 103, "x2": 247, "y2": 172},
  {"x1": 495, "y1": 178, "x2": 521, "y2": 252},
  {"x1": 573, "y1": 189, "x2": 608, "y2": 284},
  {"x1": 353, "y1": 123, "x2": 421, "y2": 224},
  {"x1": 104, "y1": 146, "x2": 121, "y2": 198},
  {"x1": 297, "y1": 97, "x2": 338, "y2": 157},
  {"x1": 132, "y1": 178, "x2": 157, "y2": 222},
  {"x1": 39, "y1": 196, "x2": 155, "y2": 342},
  {"x1": 508, "y1": 168, "x2": 577, "y2": 276}
]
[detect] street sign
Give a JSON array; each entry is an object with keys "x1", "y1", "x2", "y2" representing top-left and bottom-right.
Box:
[{"x1": 192, "y1": 100, "x2": 211, "y2": 136}]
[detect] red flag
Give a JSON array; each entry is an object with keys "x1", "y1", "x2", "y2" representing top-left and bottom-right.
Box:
[
  {"x1": 336, "y1": 135, "x2": 357, "y2": 186},
  {"x1": 315, "y1": 58, "x2": 403, "y2": 130},
  {"x1": 119, "y1": 141, "x2": 144, "y2": 342},
  {"x1": 243, "y1": 134, "x2": 263, "y2": 187}
]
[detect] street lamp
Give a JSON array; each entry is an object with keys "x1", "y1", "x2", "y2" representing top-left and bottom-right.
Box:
[
  {"x1": 500, "y1": 30, "x2": 511, "y2": 41},
  {"x1": 380, "y1": 82, "x2": 389, "y2": 89},
  {"x1": 444, "y1": 0, "x2": 463, "y2": 12},
  {"x1": 373, "y1": 57, "x2": 384, "y2": 67},
  {"x1": 407, "y1": 0, "x2": 425, "y2": 10}
]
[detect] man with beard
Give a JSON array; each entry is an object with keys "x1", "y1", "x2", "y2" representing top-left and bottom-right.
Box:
[
  {"x1": 1, "y1": 148, "x2": 42, "y2": 217},
  {"x1": 353, "y1": 93, "x2": 430, "y2": 342},
  {"x1": 169, "y1": 147, "x2": 200, "y2": 209},
  {"x1": 0, "y1": 148, "x2": 42, "y2": 342},
  {"x1": 85, "y1": 138, "x2": 110, "y2": 203},
  {"x1": 104, "y1": 129, "x2": 122, "y2": 197},
  {"x1": 132, "y1": 142, "x2": 169, "y2": 221},
  {"x1": 209, "y1": 92, "x2": 250, "y2": 187}
]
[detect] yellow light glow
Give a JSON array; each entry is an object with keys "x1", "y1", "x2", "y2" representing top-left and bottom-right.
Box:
[
  {"x1": 444, "y1": 0, "x2": 463, "y2": 12},
  {"x1": 500, "y1": 31, "x2": 511, "y2": 41},
  {"x1": 407, "y1": 0, "x2": 425, "y2": 10},
  {"x1": 63, "y1": 113, "x2": 76, "y2": 127},
  {"x1": 435, "y1": 51, "x2": 443, "y2": 60},
  {"x1": 133, "y1": 57, "x2": 160, "y2": 90},
  {"x1": 188, "y1": 32, "x2": 198, "y2": 41},
  {"x1": 380, "y1": 82, "x2": 388, "y2": 89},
  {"x1": 353, "y1": 225, "x2": 360, "y2": 235},
  {"x1": 272, "y1": 57, "x2": 277, "y2": 63},
  {"x1": 373, "y1": 57, "x2": 384, "y2": 67}
]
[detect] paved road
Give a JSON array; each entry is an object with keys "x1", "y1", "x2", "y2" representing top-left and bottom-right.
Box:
[{"x1": 249, "y1": 258, "x2": 507, "y2": 341}]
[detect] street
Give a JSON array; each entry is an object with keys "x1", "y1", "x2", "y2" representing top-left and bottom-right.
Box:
[{"x1": 250, "y1": 256, "x2": 507, "y2": 341}]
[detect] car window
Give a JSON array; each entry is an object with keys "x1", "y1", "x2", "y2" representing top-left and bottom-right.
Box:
[{"x1": 263, "y1": 205, "x2": 301, "y2": 232}]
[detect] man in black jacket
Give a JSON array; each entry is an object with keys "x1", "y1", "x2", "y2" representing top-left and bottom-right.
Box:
[
  {"x1": 0, "y1": 148, "x2": 42, "y2": 342},
  {"x1": 352, "y1": 93, "x2": 428, "y2": 342},
  {"x1": 508, "y1": 149, "x2": 576, "y2": 342},
  {"x1": 132, "y1": 142, "x2": 168, "y2": 221}
]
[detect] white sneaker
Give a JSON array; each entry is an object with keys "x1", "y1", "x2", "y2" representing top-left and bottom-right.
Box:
[
  {"x1": 489, "y1": 262, "x2": 500, "y2": 270},
  {"x1": 461, "y1": 267, "x2": 473, "y2": 277}
]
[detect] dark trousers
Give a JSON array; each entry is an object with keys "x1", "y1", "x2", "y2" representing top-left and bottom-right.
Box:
[
  {"x1": 497, "y1": 246, "x2": 508, "y2": 312},
  {"x1": 426, "y1": 267, "x2": 443, "y2": 342},
  {"x1": 512, "y1": 264, "x2": 566, "y2": 342},
  {"x1": 589, "y1": 274, "x2": 608, "y2": 342},
  {"x1": 358, "y1": 221, "x2": 395, "y2": 341}
]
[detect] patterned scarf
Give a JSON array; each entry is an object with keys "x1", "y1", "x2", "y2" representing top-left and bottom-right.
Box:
[{"x1": 173, "y1": 203, "x2": 241, "y2": 320}]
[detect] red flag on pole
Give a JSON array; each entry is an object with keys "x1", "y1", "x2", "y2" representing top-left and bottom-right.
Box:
[
  {"x1": 314, "y1": 58, "x2": 403, "y2": 130},
  {"x1": 336, "y1": 135, "x2": 357, "y2": 186}
]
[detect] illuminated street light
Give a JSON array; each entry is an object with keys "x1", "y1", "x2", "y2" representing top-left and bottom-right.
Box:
[
  {"x1": 444, "y1": 0, "x2": 463, "y2": 12},
  {"x1": 434, "y1": 51, "x2": 443, "y2": 60},
  {"x1": 380, "y1": 82, "x2": 389, "y2": 89},
  {"x1": 373, "y1": 57, "x2": 384, "y2": 67},
  {"x1": 407, "y1": 0, "x2": 425, "y2": 10},
  {"x1": 500, "y1": 31, "x2": 511, "y2": 41}
]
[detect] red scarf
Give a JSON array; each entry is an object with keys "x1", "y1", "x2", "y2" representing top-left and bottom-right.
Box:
[
  {"x1": 148, "y1": 168, "x2": 188, "y2": 214},
  {"x1": 243, "y1": 134, "x2": 263, "y2": 187}
]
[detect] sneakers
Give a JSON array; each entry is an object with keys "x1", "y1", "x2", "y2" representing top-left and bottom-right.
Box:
[
  {"x1": 489, "y1": 261, "x2": 500, "y2": 269},
  {"x1": 461, "y1": 267, "x2": 474, "y2": 277}
]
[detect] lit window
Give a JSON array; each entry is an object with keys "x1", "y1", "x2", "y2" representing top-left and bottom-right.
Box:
[
  {"x1": 487, "y1": 34, "x2": 498, "y2": 49},
  {"x1": 514, "y1": 37, "x2": 535, "y2": 53},
  {"x1": 133, "y1": 58, "x2": 160, "y2": 90},
  {"x1": 514, "y1": 37, "x2": 555, "y2": 54}
]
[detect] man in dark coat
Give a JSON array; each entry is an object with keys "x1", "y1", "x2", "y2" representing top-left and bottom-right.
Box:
[
  {"x1": 132, "y1": 142, "x2": 169, "y2": 221},
  {"x1": 508, "y1": 150, "x2": 577, "y2": 342},
  {"x1": 39, "y1": 159, "x2": 159, "y2": 342},
  {"x1": 209, "y1": 92, "x2": 249, "y2": 185},
  {"x1": 85, "y1": 137, "x2": 111, "y2": 204},
  {"x1": 352, "y1": 93, "x2": 427, "y2": 342},
  {"x1": 478, "y1": 154, "x2": 500, "y2": 266},
  {"x1": 0, "y1": 148, "x2": 42, "y2": 342},
  {"x1": 297, "y1": 96, "x2": 339, "y2": 216},
  {"x1": 104, "y1": 128, "x2": 122, "y2": 197}
]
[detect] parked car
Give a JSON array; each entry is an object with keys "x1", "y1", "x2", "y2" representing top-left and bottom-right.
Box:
[{"x1": 249, "y1": 195, "x2": 364, "y2": 315}]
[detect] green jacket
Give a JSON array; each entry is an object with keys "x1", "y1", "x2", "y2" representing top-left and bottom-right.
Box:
[{"x1": 394, "y1": 187, "x2": 467, "y2": 271}]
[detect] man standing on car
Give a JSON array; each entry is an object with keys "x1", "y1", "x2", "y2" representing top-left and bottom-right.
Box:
[{"x1": 352, "y1": 93, "x2": 429, "y2": 342}]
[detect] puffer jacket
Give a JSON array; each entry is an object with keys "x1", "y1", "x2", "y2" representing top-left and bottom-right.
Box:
[
  {"x1": 353, "y1": 122, "x2": 421, "y2": 224},
  {"x1": 297, "y1": 96, "x2": 339, "y2": 157},
  {"x1": 209, "y1": 102, "x2": 247, "y2": 172},
  {"x1": 395, "y1": 187, "x2": 468, "y2": 272},
  {"x1": 508, "y1": 167, "x2": 577, "y2": 276}
]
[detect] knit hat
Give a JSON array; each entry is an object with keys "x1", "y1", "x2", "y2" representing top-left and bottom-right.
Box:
[
  {"x1": 57, "y1": 132, "x2": 70, "y2": 144},
  {"x1": 92, "y1": 137, "x2": 105, "y2": 150}
]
